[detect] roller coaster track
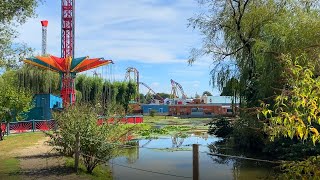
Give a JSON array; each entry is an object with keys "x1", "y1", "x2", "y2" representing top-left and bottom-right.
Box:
[
  {"x1": 139, "y1": 82, "x2": 164, "y2": 101},
  {"x1": 170, "y1": 79, "x2": 187, "y2": 99}
]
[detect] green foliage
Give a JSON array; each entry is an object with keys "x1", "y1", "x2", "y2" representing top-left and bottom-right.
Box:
[
  {"x1": 49, "y1": 103, "x2": 131, "y2": 173},
  {"x1": 189, "y1": 0, "x2": 320, "y2": 107},
  {"x1": 136, "y1": 125, "x2": 191, "y2": 138},
  {"x1": 15, "y1": 65, "x2": 60, "y2": 94},
  {"x1": 220, "y1": 77, "x2": 239, "y2": 97},
  {"x1": 75, "y1": 75, "x2": 137, "y2": 112},
  {"x1": 278, "y1": 156, "x2": 320, "y2": 179},
  {"x1": 0, "y1": 73, "x2": 33, "y2": 123},
  {"x1": 157, "y1": 92, "x2": 170, "y2": 99},
  {"x1": 0, "y1": 0, "x2": 41, "y2": 70},
  {"x1": 232, "y1": 116, "x2": 266, "y2": 150},
  {"x1": 149, "y1": 109, "x2": 156, "y2": 117},
  {"x1": 260, "y1": 56, "x2": 320, "y2": 145},
  {"x1": 202, "y1": 91, "x2": 212, "y2": 96},
  {"x1": 263, "y1": 137, "x2": 320, "y2": 160},
  {"x1": 207, "y1": 117, "x2": 233, "y2": 138}
]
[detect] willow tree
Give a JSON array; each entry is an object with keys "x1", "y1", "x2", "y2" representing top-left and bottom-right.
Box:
[
  {"x1": 15, "y1": 65, "x2": 60, "y2": 95},
  {"x1": 75, "y1": 75, "x2": 137, "y2": 112},
  {"x1": 189, "y1": 0, "x2": 320, "y2": 107}
]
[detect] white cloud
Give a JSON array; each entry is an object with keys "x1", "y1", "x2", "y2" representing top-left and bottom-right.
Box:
[{"x1": 15, "y1": 0, "x2": 201, "y2": 64}]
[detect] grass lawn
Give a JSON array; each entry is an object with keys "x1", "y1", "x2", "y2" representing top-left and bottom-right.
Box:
[
  {"x1": 0, "y1": 132, "x2": 112, "y2": 180},
  {"x1": 0, "y1": 132, "x2": 45, "y2": 179}
]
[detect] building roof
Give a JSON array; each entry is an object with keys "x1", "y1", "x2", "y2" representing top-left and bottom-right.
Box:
[{"x1": 207, "y1": 96, "x2": 239, "y2": 104}]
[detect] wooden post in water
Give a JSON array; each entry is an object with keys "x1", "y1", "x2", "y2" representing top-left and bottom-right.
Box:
[
  {"x1": 193, "y1": 144, "x2": 199, "y2": 180},
  {"x1": 75, "y1": 132, "x2": 80, "y2": 173}
]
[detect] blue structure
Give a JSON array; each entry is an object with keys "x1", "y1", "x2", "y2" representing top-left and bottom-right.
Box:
[
  {"x1": 141, "y1": 104, "x2": 169, "y2": 115},
  {"x1": 26, "y1": 94, "x2": 63, "y2": 120}
]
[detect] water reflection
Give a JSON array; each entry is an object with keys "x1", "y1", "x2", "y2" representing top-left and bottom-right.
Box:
[
  {"x1": 112, "y1": 134, "x2": 275, "y2": 180},
  {"x1": 207, "y1": 140, "x2": 276, "y2": 179},
  {"x1": 119, "y1": 141, "x2": 139, "y2": 164},
  {"x1": 171, "y1": 133, "x2": 187, "y2": 149}
]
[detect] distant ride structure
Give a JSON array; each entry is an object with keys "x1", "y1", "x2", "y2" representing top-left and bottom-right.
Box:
[
  {"x1": 170, "y1": 79, "x2": 187, "y2": 99},
  {"x1": 125, "y1": 67, "x2": 140, "y2": 102},
  {"x1": 124, "y1": 67, "x2": 164, "y2": 103},
  {"x1": 23, "y1": 0, "x2": 113, "y2": 106},
  {"x1": 139, "y1": 82, "x2": 164, "y2": 103}
]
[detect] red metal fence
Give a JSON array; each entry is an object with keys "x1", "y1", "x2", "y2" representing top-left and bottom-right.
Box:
[
  {"x1": 2, "y1": 116, "x2": 143, "y2": 135},
  {"x1": 1, "y1": 120, "x2": 56, "y2": 134}
]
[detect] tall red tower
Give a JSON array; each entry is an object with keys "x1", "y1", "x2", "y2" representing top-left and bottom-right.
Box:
[
  {"x1": 41, "y1": 20, "x2": 48, "y2": 55},
  {"x1": 61, "y1": 0, "x2": 75, "y2": 105},
  {"x1": 61, "y1": 0, "x2": 75, "y2": 58}
]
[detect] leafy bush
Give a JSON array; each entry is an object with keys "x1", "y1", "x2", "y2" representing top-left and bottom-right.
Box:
[
  {"x1": 259, "y1": 55, "x2": 320, "y2": 145},
  {"x1": 149, "y1": 110, "x2": 157, "y2": 117},
  {"x1": 232, "y1": 116, "x2": 266, "y2": 150},
  {"x1": 207, "y1": 117, "x2": 233, "y2": 138},
  {"x1": 264, "y1": 137, "x2": 320, "y2": 160},
  {"x1": 279, "y1": 156, "x2": 320, "y2": 179},
  {"x1": 49, "y1": 103, "x2": 131, "y2": 173}
]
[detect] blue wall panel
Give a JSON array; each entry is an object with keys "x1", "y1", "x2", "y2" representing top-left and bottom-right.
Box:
[
  {"x1": 26, "y1": 94, "x2": 63, "y2": 120},
  {"x1": 141, "y1": 105, "x2": 169, "y2": 115}
]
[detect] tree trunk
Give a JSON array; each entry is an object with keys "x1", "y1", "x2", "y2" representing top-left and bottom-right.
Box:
[{"x1": 6, "y1": 122, "x2": 9, "y2": 136}]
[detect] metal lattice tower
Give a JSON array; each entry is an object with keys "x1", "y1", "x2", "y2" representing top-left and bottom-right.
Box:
[
  {"x1": 125, "y1": 67, "x2": 140, "y2": 103},
  {"x1": 41, "y1": 20, "x2": 48, "y2": 55},
  {"x1": 61, "y1": 0, "x2": 75, "y2": 58},
  {"x1": 60, "y1": 0, "x2": 75, "y2": 106}
]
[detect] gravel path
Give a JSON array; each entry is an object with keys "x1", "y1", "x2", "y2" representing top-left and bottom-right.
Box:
[{"x1": 14, "y1": 137, "x2": 89, "y2": 180}]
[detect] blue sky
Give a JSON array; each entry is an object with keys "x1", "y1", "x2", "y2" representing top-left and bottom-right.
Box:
[{"x1": 15, "y1": 0, "x2": 221, "y2": 97}]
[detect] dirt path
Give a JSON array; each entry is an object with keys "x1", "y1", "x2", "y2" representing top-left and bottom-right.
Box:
[{"x1": 13, "y1": 137, "x2": 88, "y2": 180}]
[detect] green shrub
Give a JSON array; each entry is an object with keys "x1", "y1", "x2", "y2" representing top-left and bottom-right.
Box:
[
  {"x1": 279, "y1": 156, "x2": 320, "y2": 179},
  {"x1": 232, "y1": 116, "x2": 266, "y2": 150},
  {"x1": 49, "y1": 103, "x2": 131, "y2": 173},
  {"x1": 149, "y1": 110, "x2": 157, "y2": 117},
  {"x1": 207, "y1": 117, "x2": 233, "y2": 138}
]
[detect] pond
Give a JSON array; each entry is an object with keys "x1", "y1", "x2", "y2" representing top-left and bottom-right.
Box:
[{"x1": 110, "y1": 133, "x2": 276, "y2": 180}]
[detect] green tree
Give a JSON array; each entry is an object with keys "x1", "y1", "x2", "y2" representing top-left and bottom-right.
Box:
[
  {"x1": 0, "y1": 0, "x2": 41, "y2": 69},
  {"x1": 189, "y1": 0, "x2": 320, "y2": 107},
  {"x1": 0, "y1": 73, "x2": 33, "y2": 140},
  {"x1": 189, "y1": 0, "x2": 320, "y2": 152},
  {"x1": 260, "y1": 55, "x2": 320, "y2": 144},
  {"x1": 157, "y1": 92, "x2": 170, "y2": 99},
  {"x1": 202, "y1": 91, "x2": 212, "y2": 96},
  {"x1": 50, "y1": 103, "x2": 133, "y2": 173},
  {"x1": 259, "y1": 55, "x2": 320, "y2": 179},
  {"x1": 220, "y1": 77, "x2": 239, "y2": 96}
]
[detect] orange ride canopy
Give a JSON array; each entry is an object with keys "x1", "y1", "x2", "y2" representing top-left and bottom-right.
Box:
[{"x1": 24, "y1": 55, "x2": 113, "y2": 73}]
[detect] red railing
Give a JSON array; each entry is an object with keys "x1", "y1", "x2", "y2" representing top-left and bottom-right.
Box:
[
  {"x1": 1, "y1": 120, "x2": 56, "y2": 134},
  {"x1": 2, "y1": 115, "x2": 143, "y2": 135},
  {"x1": 98, "y1": 116, "x2": 144, "y2": 125}
]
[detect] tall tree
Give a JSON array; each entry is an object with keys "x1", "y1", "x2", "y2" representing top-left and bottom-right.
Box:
[
  {"x1": 0, "y1": 73, "x2": 33, "y2": 140},
  {"x1": 0, "y1": 0, "x2": 42, "y2": 69},
  {"x1": 220, "y1": 77, "x2": 239, "y2": 96},
  {"x1": 189, "y1": 0, "x2": 320, "y2": 107},
  {"x1": 202, "y1": 91, "x2": 212, "y2": 96}
]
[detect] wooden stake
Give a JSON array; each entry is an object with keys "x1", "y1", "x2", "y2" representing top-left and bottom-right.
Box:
[{"x1": 193, "y1": 144, "x2": 199, "y2": 180}]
